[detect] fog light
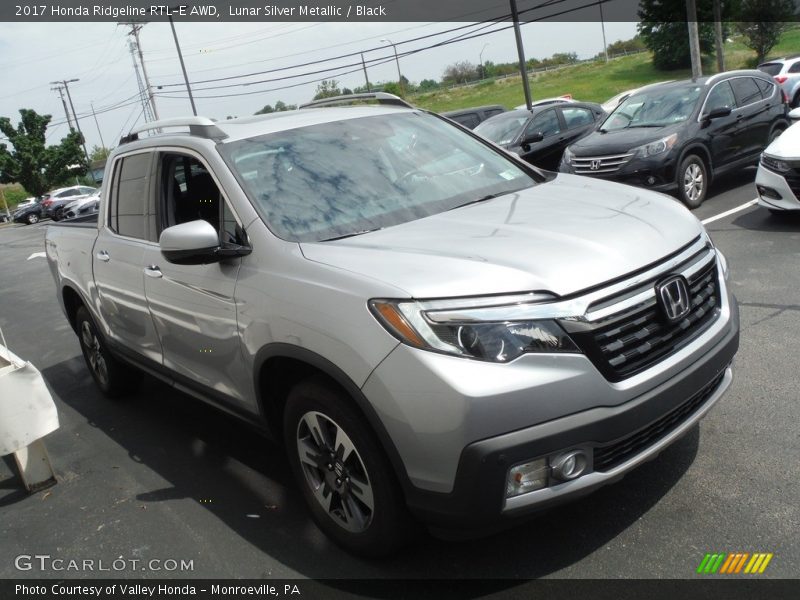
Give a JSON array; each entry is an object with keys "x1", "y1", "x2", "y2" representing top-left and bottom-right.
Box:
[
  {"x1": 756, "y1": 184, "x2": 782, "y2": 200},
  {"x1": 506, "y1": 458, "x2": 548, "y2": 498},
  {"x1": 550, "y1": 450, "x2": 589, "y2": 482},
  {"x1": 646, "y1": 176, "x2": 656, "y2": 185}
]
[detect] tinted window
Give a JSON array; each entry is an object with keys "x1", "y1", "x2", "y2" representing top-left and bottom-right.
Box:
[
  {"x1": 561, "y1": 107, "x2": 594, "y2": 129},
  {"x1": 604, "y1": 84, "x2": 701, "y2": 130},
  {"x1": 59, "y1": 189, "x2": 79, "y2": 198},
  {"x1": 474, "y1": 115, "x2": 528, "y2": 144},
  {"x1": 221, "y1": 112, "x2": 538, "y2": 242},
  {"x1": 755, "y1": 78, "x2": 776, "y2": 97},
  {"x1": 112, "y1": 153, "x2": 150, "y2": 239},
  {"x1": 758, "y1": 63, "x2": 783, "y2": 76},
  {"x1": 485, "y1": 108, "x2": 504, "y2": 118},
  {"x1": 705, "y1": 81, "x2": 736, "y2": 113},
  {"x1": 526, "y1": 109, "x2": 561, "y2": 137},
  {"x1": 452, "y1": 113, "x2": 480, "y2": 129},
  {"x1": 730, "y1": 77, "x2": 763, "y2": 106},
  {"x1": 789, "y1": 62, "x2": 800, "y2": 74}
]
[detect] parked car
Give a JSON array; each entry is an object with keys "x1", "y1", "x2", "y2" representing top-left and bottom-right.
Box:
[
  {"x1": 441, "y1": 105, "x2": 506, "y2": 129},
  {"x1": 474, "y1": 102, "x2": 605, "y2": 170},
  {"x1": 560, "y1": 71, "x2": 789, "y2": 208},
  {"x1": 46, "y1": 97, "x2": 738, "y2": 556},
  {"x1": 62, "y1": 191, "x2": 101, "y2": 220},
  {"x1": 41, "y1": 186, "x2": 97, "y2": 221},
  {"x1": 514, "y1": 96, "x2": 575, "y2": 110},
  {"x1": 755, "y1": 108, "x2": 800, "y2": 214},
  {"x1": 601, "y1": 81, "x2": 675, "y2": 114},
  {"x1": 12, "y1": 197, "x2": 45, "y2": 225},
  {"x1": 758, "y1": 56, "x2": 800, "y2": 106}
]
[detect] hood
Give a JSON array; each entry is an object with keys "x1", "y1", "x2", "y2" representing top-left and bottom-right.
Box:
[
  {"x1": 763, "y1": 120, "x2": 800, "y2": 158},
  {"x1": 570, "y1": 123, "x2": 683, "y2": 157},
  {"x1": 300, "y1": 174, "x2": 703, "y2": 299}
]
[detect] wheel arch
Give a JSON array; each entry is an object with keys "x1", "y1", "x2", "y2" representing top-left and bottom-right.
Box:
[
  {"x1": 678, "y1": 144, "x2": 713, "y2": 183},
  {"x1": 253, "y1": 343, "x2": 415, "y2": 496},
  {"x1": 61, "y1": 284, "x2": 86, "y2": 333}
]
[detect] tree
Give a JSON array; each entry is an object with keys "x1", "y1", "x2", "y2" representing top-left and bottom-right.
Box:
[
  {"x1": 638, "y1": 0, "x2": 723, "y2": 70},
  {"x1": 382, "y1": 82, "x2": 404, "y2": 97},
  {"x1": 736, "y1": 0, "x2": 796, "y2": 64},
  {"x1": 90, "y1": 145, "x2": 110, "y2": 162},
  {"x1": 255, "y1": 104, "x2": 274, "y2": 115},
  {"x1": 418, "y1": 78, "x2": 439, "y2": 92},
  {"x1": 0, "y1": 109, "x2": 86, "y2": 198},
  {"x1": 442, "y1": 61, "x2": 478, "y2": 84},
  {"x1": 313, "y1": 79, "x2": 342, "y2": 100}
]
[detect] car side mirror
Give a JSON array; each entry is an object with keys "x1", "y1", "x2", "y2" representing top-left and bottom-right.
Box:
[
  {"x1": 159, "y1": 220, "x2": 250, "y2": 265},
  {"x1": 702, "y1": 106, "x2": 732, "y2": 121},
  {"x1": 789, "y1": 107, "x2": 800, "y2": 120},
  {"x1": 521, "y1": 131, "x2": 544, "y2": 145}
]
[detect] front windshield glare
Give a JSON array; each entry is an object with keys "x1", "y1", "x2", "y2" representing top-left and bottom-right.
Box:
[
  {"x1": 474, "y1": 115, "x2": 529, "y2": 145},
  {"x1": 221, "y1": 112, "x2": 538, "y2": 242},
  {"x1": 602, "y1": 86, "x2": 701, "y2": 131}
]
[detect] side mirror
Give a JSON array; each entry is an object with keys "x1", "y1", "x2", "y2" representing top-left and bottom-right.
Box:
[
  {"x1": 160, "y1": 220, "x2": 250, "y2": 265},
  {"x1": 702, "y1": 106, "x2": 732, "y2": 121},
  {"x1": 521, "y1": 131, "x2": 544, "y2": 145},
  {"x1": 789, "y1": 107, "x2": 800, "y2": 120}
]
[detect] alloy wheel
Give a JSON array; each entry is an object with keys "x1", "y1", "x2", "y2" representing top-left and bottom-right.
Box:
[
  {"x1": 683, "y1": 163, "x2": 704, "y2": 203},
  {"x1": 81, "y1": 320, "x2": 108, "y2": 386},
  {"x1": 296, "y1": 411, "x2": 375, "y2": 533}
]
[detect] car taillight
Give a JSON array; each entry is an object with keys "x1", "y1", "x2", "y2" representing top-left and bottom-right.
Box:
[{"x1": 775, "y1": 75, "x2": 788, "y2": 84}]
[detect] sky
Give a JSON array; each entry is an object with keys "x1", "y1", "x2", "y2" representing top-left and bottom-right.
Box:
[{"x1": 0, "y1": 20, "x2": 636, "y2": 152}]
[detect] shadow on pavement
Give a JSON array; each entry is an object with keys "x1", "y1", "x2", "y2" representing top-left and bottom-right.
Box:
[
  {"x1": 43, "y1": 357, "x2": 700, "y2": 591},
  {"x1": 731, "y1": 205, "x2": 800, "y2": 232}
]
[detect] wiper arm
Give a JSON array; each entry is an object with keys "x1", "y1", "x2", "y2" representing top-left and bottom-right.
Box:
[
  {"x1": 320, "y1": 228, "x2": 382, "y2": 242},
  {"x1": 448, "y1": 193, "x2": 504, "y2": 211}
]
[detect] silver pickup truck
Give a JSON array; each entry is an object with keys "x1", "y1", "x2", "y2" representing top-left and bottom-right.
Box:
[{"x1": 45, "y1": 94, "x2": 739, "y2": 556}]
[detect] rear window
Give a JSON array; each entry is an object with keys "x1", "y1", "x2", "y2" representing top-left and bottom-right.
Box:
[
  {"x1": 730, "y1": 77, "x2": 764, "y2": 106},
  {"x1": 758, "y1": 63, "x2": 783, "y2": 76},
  {"x1": 110, "y1": 153, "x2": 150, "y2": 239},
  {"x1": 755, "y1": 78, "x2": 776, "y2": 97}
]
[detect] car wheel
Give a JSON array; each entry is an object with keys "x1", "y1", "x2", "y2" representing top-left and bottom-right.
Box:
[
  {"x1": 677, "y1": 154, "x2": 708, "y2": 209},
  {"x1": 793, "y1": 91, "x2": 800, "y2": 109},
  {"x1": 53, "y1": 208, "x2": 64, "y2": 221},
  {"x1": 284, "y1": 379, "x2": 417, "y2": 556},
  {"x1": 26, "y1": 213, "x2": 39, "y2": 225},
  {"x1": 75, "y1": 306, "x2": 141, "y2": 398},
  {"x1": 769, "y1": 125, "x2": 785, "y2": 143}
]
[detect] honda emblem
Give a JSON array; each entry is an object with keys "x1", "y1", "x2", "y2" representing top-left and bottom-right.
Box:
[{"x1": 655, "y1": 275, "x2": 691, "y2": 323}]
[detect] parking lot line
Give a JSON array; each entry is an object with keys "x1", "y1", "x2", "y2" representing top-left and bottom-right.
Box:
[{"x1": 701, "y1": 199, "x2": 758, "y2": 225}]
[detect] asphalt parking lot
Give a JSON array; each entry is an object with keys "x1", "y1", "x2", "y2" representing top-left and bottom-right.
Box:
[{"x1": 1, "y1": 167, "x2": 798, "y2": 582}]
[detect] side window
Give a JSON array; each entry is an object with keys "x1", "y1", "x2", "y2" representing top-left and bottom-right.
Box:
[
  {"x1": 60, "y1": 189, "x2": 79, "y2": 198},
  {"x1": 110, "y1": 153, "x2": 150, "y2": 240},
  {"x1": 159, "y1": 154, "x2": 241, "y2": 244},
  {"x1": 705, "y1": 81, "x2": 736, "y2": 113},
  {"x1": 485, "y1": 108, "x2": 504, "y2": 119},
  {"x1": 730, "y1": 77, "x2": 763, "y2": 106},
  {"x1": 789, "y1": 62, "x2": 800, "y2": 74},
  {"x1": 560, "y1": 107, "x2": 595, "y2": 129},
  {"x1": 526, "y1": 109, "x2": 561, "y2": 138},
  {"x1": 453, "y1": 113, "x2": 480, "y2": 129},
  {"x1": 755, "y1": 78, "x2": 776, "y2": 97}
]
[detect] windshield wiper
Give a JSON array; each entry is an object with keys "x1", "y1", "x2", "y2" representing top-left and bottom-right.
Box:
[
  {"x1": 626, "y1": 123, "x2": 664, "y2": 128},
  {"x1": 447, "y1": 192, "x2": 505, "y2": 212},
  {"x1": 320, "y1": 228, "x2": 383, "y2": 242}
]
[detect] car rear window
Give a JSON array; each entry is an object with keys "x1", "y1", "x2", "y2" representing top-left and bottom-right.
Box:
[
  {"x1": 758, "y1": 63, "x2": 783, "y2": 76},
  {"x1": 730, "y1": 77, "x2": 763, "y2": 106}
]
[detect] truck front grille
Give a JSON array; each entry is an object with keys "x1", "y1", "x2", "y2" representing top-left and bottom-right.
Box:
[
  {"x1": 571, "y1": 153, "x2": 634, "y2": 174},
  {"x1": 593, "y1": 368, "x2": 726, "y2": 471}
]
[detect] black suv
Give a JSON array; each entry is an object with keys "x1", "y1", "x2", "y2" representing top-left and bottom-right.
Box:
[{"x1": 559, "y1": 70, "x2": 789, "y2": 207}]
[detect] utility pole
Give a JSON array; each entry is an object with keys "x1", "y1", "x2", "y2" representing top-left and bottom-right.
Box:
[
  {"x1": 686, "y1": 0, "x2": 703, "y2": 80},
  {"x1": 51, "y1": 79, "x2": 95, "y2": 183},
  {"x1": 713, "y1": 0, "x2": 725, "y2": 72},
  {"x1": 599, "y1": 0, "x2": 609, "y2": 63},
  {"x1": 380, "y1": 38, "x2": 403, "y2": 96},
  {"x1": 510, "y1": 0, "x2": 532, "y2": 110},
  {"x1": 121, "y1": 23, "x2": 160, "y2": 120},
  {"x1": 90, "y1": 103, "x2": 106, "y2": 150},
  {"x1": 169, "y1": 13, "x2": 198, "y2": 116},
  {"x1": 128, "y1": 39, "x2": 155, "y2": 123},
  {"x1": 51, "y1": 85, "x2": 74, "y2": 129},
  {"x1": 361, "y1": 53, "x2": 371, "y2": 92},
  {"x1": 480, "y1": 43, "x2": 490, "y2": 79}
]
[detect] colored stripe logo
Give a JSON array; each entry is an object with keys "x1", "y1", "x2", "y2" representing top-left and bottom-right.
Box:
[{"x1": 696, "y1": 552, "x2": 773, "y2": 574}]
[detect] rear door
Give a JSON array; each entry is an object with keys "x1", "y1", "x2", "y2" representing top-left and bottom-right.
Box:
[
  {"x1": 93, "y1": 151, "x2": 163, "y2": 364},
  {"x1": 558, "y1": 105, "x2": 599, "y2": 147},
  {"x1": 141, "y1": 149, "x2": 249, "y2": 405},
  {"x1": 729, "y1": 76, "x2": 768, "y2": 158}
]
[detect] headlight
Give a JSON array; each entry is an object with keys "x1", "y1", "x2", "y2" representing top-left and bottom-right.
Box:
[
  {"x1": 760, "y1": 153, "x2": 790, "y2": 173},
  {"x1": 631, "y1": 133, "x2": 678, "y2": 158},
  {"x1": 370, "y1": 295, "x2": 580, "y2": 363},
  {"x1": 562, "y1": 146, "x2": 573, "y2": 164},
  {"x1": 717, "y1": 249, "x2": 729, "y2": 281}
]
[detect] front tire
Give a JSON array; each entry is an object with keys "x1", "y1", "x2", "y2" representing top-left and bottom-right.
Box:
[
  {"x1": 677, "y1": 154, "x2": 708, "y2": 209},
  {"x1": 284, "y1": 379, "x2": 416, "y2": 556},
  {"x1": 75, "y1": 306, "x2": 141, "y2": 398},
  {"x1": 26, "y1": 213, "x2": 39, "y2": 225}
]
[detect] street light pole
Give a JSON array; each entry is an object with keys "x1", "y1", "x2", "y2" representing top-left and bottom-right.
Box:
[
  {"x1": 380, "y1": 38, "x2": 403, "y2": 96},
  {"x1": 361, "y1": 53, "x2": 371, "y2": 92},
  {"x1": 599, "y1": 1, "x2": 609, "y2": 63},
  {"x1": 52, "y1": 78, "x2": 95, "y2": 183},
  {"x1": 479, "y1": 43, "x2": 490, "y2": 80},
  {"x1": 169, "y1": 12, "x2": 197, "y2": 116}
]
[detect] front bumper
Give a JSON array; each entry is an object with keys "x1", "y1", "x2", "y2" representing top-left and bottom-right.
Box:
[
  {"x1": 559, "y1": 152, "x2": 679, "y2": 192},
  {"x1": 755, "y1": 164, "x2": 800, "y2": 211}
]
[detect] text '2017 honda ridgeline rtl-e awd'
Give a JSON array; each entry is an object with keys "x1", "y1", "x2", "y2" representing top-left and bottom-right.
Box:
[{"x1": 46, "y1": 94, "x2": 739, "y2": 556}]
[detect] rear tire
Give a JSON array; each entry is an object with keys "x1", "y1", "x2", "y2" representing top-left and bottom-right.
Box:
[
  {"x1": 26, "y1": 213, "x2": 39, "y2": 225},
  {"x1": 769, "y1": 125, "x2": 786, "y2": 143},
  {"x1": 677, "y1": 154, "x2": 708, "y2": 209},
  {"x1": 75, "y1": 306, "x2": 141, "y2": 398},
  {"x1": 283, "y1": 379, "x2": 417, "y2": 557}
]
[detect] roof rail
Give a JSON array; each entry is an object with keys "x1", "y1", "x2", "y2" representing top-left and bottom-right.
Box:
[
  {"x1": 119, "y1": 116, "x2": 228, "y2": 145},
  {"x1": 299, "y1": 92, "x2": 414, "y2": 110}
]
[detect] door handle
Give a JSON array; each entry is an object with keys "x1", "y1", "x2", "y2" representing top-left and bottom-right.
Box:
[
  {"x1": 96, "y1": 250, "x2": 110, "y2": 262},
  {"x1": 144, "y1": 265, "x2": 163, "y2": 279},
  {"x1": 736, "y1": 114, "x2": 744, "y2": 120}
]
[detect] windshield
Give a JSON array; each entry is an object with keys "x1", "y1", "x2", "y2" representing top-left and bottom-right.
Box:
[
  {"x1": 221, "y1": 112, "x2": 538, "y2": 242},
  {"x1": 601, "y1": 85, "x2": 701, "y2": 131},
  {"x1": 474, "y1": 115, "x2": 529, "y2": 145}
]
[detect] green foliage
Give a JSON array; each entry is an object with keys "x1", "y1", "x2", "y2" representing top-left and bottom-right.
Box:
[
  {"x1": 418, "y1": 79, "x2": 439, "y2": 92},
  {"x1": 442, "y1": 61, "x2": 478, "y2": 84},
  {"x1": 254, "y1": 100, "x2": 297, "y2": 115},
  {"x1": 0, "y1": 109, "x2": 87, "y2": 198},
  {"x1": 736, "y1": 0, "x2": 796, "y2": 63},
  {"x1": 606, "y1": 36, "x2": 647, "y2": 56},
  {"x1": 0, "y1": 183, "x2": 29, "y2": 209},
  {"x1": 381, "y1": 82, "x2": 404, "y2": 97},
  {"x1": 90, "y1": 145, "x2": 110, "y2": 162},
  {"x1": 313, "y1": 79, "x2": 342, "y2": 100}
]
